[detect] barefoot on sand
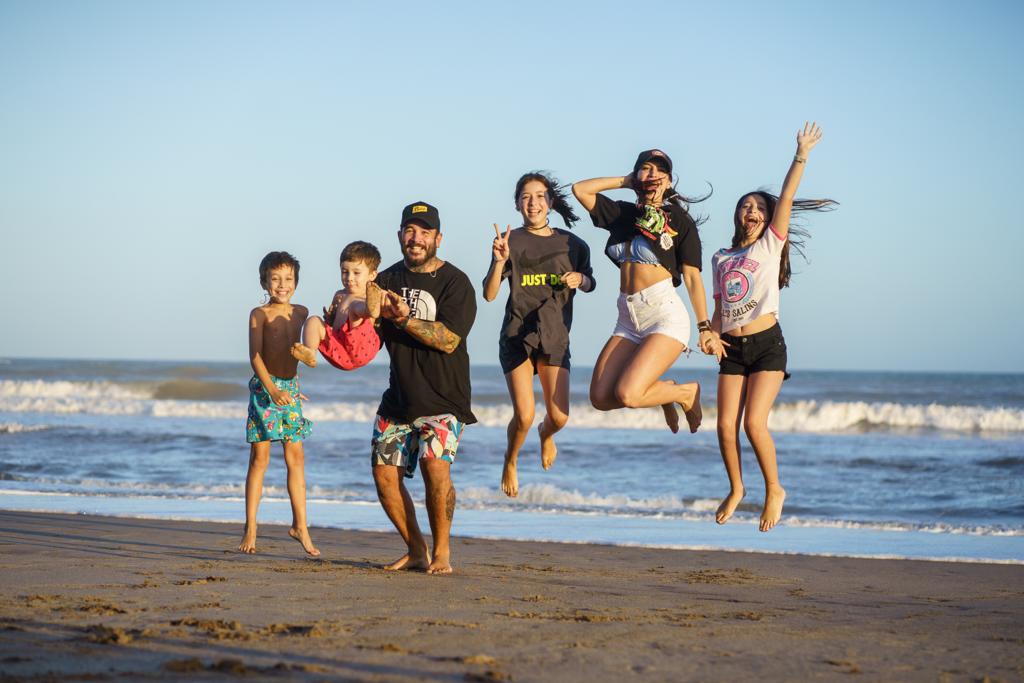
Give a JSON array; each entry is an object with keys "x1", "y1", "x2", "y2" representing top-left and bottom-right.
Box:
[
  {"x1": 290, "y1": 342, "x2": 317, "y2": 368},
  {"x1": 538, "y1": 423, "x2": 557, "y2": 470},
  {"x1": 716, "y1": 487, "x2": 746, "y2": 525},
  {"x1": 365, "y1": 282, "x2": 383, "y2": 319},
  {"x1": 682, "y1": 383, "x2": 702, "y2": 433},
  {"x1": 288, "y1": 526, "x2": 321, "y2": 556},
  {"x1": 759, "y1": 484, "x2": 786, "y2": 532},
  {"x1": 383, "y1": 549, "x2": 431, "y2": 571},
  {"x1": 427, "y1": 552, "x2": 453, "y2": 575},
  {"x1": 501, "y1": 458, "x2": 518, "y2": 498},
  {"x1": 238, "y1": 526, "x2": 257, "y2": 554}
]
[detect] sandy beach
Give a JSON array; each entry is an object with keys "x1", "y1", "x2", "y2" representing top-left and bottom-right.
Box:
[{"x1": 0, "y1": 510, "x2": 1021, "y2": 682}]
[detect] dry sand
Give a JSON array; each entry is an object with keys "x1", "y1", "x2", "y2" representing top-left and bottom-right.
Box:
[{"x1": 0, "y1": 509, "x2": 1021, "y2": 682}]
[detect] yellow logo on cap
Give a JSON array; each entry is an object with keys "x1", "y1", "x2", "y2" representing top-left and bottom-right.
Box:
[{"x1": 412, "y1": 205, "x2": 428, "y2": 213}]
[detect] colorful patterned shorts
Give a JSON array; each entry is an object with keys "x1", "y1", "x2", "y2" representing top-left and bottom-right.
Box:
[
  {"x1": 246, "y1": 375, "x2": 312, "y2": 443},
  {"x1": 371, "y1": 413, "x2": 464, "y2": 478}
]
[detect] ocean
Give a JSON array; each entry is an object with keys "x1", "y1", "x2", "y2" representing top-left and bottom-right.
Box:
[{"x1": 1, "y1": 358, "x2": 1022, "y2": 563}]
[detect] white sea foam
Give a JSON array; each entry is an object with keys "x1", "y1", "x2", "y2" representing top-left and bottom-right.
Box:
[
  {"x1": 1, "y1": 379, "x2": 1023, "y2": 433},
  {"x1": 0, "y1": 422, "x2": 50, "y2": 434}
]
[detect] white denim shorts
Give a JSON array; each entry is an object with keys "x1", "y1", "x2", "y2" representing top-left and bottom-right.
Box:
[{"x1": 612, "y1": 278, "x2": 691, "y2": 348}]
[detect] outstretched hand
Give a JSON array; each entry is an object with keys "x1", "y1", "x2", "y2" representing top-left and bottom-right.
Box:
[
  {"x1": 492, "y1": 224, "x2": 511, "y2": 262},
  {"x1": 797, "y1": 121, "x2": 823, "y2": 156}
]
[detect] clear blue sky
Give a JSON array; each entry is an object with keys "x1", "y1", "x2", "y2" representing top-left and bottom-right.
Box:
[{"x1": 2, "y1": 0, "x2": 1022, "y2": 372}]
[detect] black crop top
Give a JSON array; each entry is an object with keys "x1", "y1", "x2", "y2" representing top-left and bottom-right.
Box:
[{"x1": 589, "y1": 193, "x2": 702, "y2": 287}]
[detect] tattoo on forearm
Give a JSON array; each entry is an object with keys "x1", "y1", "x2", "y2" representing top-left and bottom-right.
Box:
[
  {"x1": 445, "y1": 486, "x2": 456, "y2": 521},
  {"x1": 406, "y1": 318, "x2": 460, "y2": 353}
]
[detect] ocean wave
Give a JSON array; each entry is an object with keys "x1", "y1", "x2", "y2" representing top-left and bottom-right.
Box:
[
  {"x1": 0, "y1": 422, "x2": 50, "y2": 434},
  {"x1": 2, "y1": 480, "x2": 1020, "y2": 538},
  {"x1": 2, "y1": 379, "x2": 1023, "y2": 433}
]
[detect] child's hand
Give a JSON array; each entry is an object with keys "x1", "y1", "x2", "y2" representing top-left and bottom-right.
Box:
[
  {"x1": 492, "y1": 224, "x2": 511, "y2": 262},
  {"x1": 269, "y1": 386, "x2": 293, "y2": 406},
  {"x1": 323, "y1": 302, "x2": 337, "y2": 328},
  {"x1": 796, "y1": 121, "x2": 823, "y2": 156}
]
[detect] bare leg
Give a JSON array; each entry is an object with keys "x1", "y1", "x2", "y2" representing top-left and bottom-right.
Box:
[
  {"x1": 422, "y1": 458, "x2": 454, "y2": 575},
  {"x1": 239, "y1": 442, "x2": 270, "y2": 553},
  {"x1": 282, "y1": 441, "x2": 319, "y2": 556},
  {"x1": 715, "y1": 374, "x2": 748, "y2": 524},
  {"x1": 291, "y1": 316, "x2": 327, "y2": 368},
  {"x1": 743, "y1": 371, "x2": 787, "y2": 532},
  {"x1": 372, "y1": 464, "x2": 430, "y2": 570},
  {"x1": 536, "y1": 359, "x2": 570, "y2": 470},
  {"x1": 501, "y1": 359, "x2": 536, "y2": 498},
  {"x1": 589, "y1": 336, "x2": 638, "y2": 411},
  {"x1": 611, "y1": 335, "x2": 701, "y2": 431}
]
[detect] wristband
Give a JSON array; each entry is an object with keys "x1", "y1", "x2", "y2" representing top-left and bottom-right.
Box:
[
  {"x1": 697, "y1": 319, "x2": 712, "y2": 333},
  {"x1": 793, "y1": 154, "x2": 807, "y2": 164}
]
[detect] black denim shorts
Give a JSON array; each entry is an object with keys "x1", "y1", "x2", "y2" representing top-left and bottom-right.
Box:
[{"x1": 719, "y1": 323, "x2": 789, "y2": 378}]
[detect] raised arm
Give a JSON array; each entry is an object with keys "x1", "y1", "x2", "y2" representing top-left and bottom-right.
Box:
[
  {"x1": 572, "y1": 175, "x2": 632, "y2": 212},
  {"x1": 482, "y1": 224, "x2": 511, "y2": 302},
  {"x1": 773, "y1": 122, "x2": 823, "y2": 240}
]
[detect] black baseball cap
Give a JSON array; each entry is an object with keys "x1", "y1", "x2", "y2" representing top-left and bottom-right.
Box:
[
  {"x1": 633, "y1": 149, "x2": 673, "y2": 175},
  {"x1": 400, "y1": 201, "x2": 441, "y2": 231}
]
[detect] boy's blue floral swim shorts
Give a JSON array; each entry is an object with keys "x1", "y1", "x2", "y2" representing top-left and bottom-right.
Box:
[{"x1": 245, "y1": 375, "x2": 312, "y2": 443}]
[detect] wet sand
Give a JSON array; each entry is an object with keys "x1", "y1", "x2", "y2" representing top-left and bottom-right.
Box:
[{"x1": 0, "y1": 509, "x2": 1021, "y2": 682}]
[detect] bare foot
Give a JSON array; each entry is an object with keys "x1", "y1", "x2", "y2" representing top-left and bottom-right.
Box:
[
  {"x1": 288, "y1": 526, "x2": 321, "y2": 556},
  {"x1": 383, "y1": 546, "x2": 430, "y2": 571},
  {"x1": 716, "y1": 487, "x2": 746, "y2": 525},
  {"x1": 662, "y1": 403, "x2": 680, "y2": 433},
  {"x1": 759, "y1": 483, "x2": 786, "y2": 532},
  {"x1": 290, "y1": 342, "x2": 317, "y2": 368},
  {"x1": 660, "y1": 379, "x2": 680, "y2": 433},
  {"x1": 427, "y1": 551, "x2": 453, "y2": 575},
  {"x1": 238, "y1": 526, "x2": 257, "y2": 554},
  {"x1": 501, "y1": 458, "x2": 519, "y2": 498},
  {"x1": 365, "y1": 282, "x2": 382, "y2": 319},
  {"x1": 538, "y1": 423, "x2": 557, "y2": 470},
  {"x1": 681, "y1": 383, "x2": 702, "y2": 433}
]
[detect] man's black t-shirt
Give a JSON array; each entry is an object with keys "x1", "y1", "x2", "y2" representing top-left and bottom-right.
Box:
[
  {"x1": 589, "y1": 193, "x2": 702, "y2": 286},
  {"x1": 375, "y1": 261, "x2": 477, "y2": 425},
  {"x1": 497, "y1": 228, "x2": 593, "y2": 367}
]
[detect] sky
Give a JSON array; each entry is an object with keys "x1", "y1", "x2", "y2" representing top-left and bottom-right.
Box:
[{"x1": 1, "y1": 0, "x2": 1022, "y2": 373}]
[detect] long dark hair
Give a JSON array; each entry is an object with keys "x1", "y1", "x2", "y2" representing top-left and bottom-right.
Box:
[
  {"x1": 732, "y1": 190, "x2": 838, "y2": 288},
  {"x1": 629, "y1": 168, "x2": 712, "y2": 227},
  {"x1": 514, "y1": 171, "x2": 579, "y2": 228}
]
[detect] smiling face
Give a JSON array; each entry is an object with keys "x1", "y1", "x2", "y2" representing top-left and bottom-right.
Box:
[
  {"x1": 263, "y1": 265, "x2": 296, "y2": 304},
  {"x1": 516, "y1": 179, "x2": 551, "y2": 228},
  {"x1": 736, "y1": 193, "x2": 770, "y2": 244},
  {"x1": 634, "y1": 161, "x2": 670, "y2": 203},
  {"x1": 341, "y1": 259, "x2": 376, "y2": 297},
  {"x1": 398, "y1": 221, "x2": 442, "y2": 267}
]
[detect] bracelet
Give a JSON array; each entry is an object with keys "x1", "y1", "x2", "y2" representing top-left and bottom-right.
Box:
[
  {"x1": 398, "y1": 316, "x2": 411, "y2": 330},
  {"x1": 793, "y1": 154, "x2": 807, "y2": 164},
  {"x1": 697, "y1": 319, "x2": 712, "y2": 333}
]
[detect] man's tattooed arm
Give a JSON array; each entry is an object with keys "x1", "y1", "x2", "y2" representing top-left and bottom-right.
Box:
[{"x1": 403, "y1": 318, "x2": 461, "y2": 354}]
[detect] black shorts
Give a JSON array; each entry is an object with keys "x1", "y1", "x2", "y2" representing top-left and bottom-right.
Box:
[
  {"x1": 719, "y1": 323, "x2": 789, "y2": 378},
  {"x1": 498, "y1": 339, "x2": 570, "y2": 375}
]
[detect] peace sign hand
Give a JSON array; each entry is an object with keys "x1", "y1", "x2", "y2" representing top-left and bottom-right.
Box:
[
  {"x1": 796, "y1": 121, "x2": 823, "y2": 156},
  {"x1": 492, "y1": 223, "x2": 511, "y2": 263}
]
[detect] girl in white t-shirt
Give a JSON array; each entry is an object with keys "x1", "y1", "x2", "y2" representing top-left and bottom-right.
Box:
[{"x1": 710, "y1": 122, "x2": 837, "y2": 532}]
